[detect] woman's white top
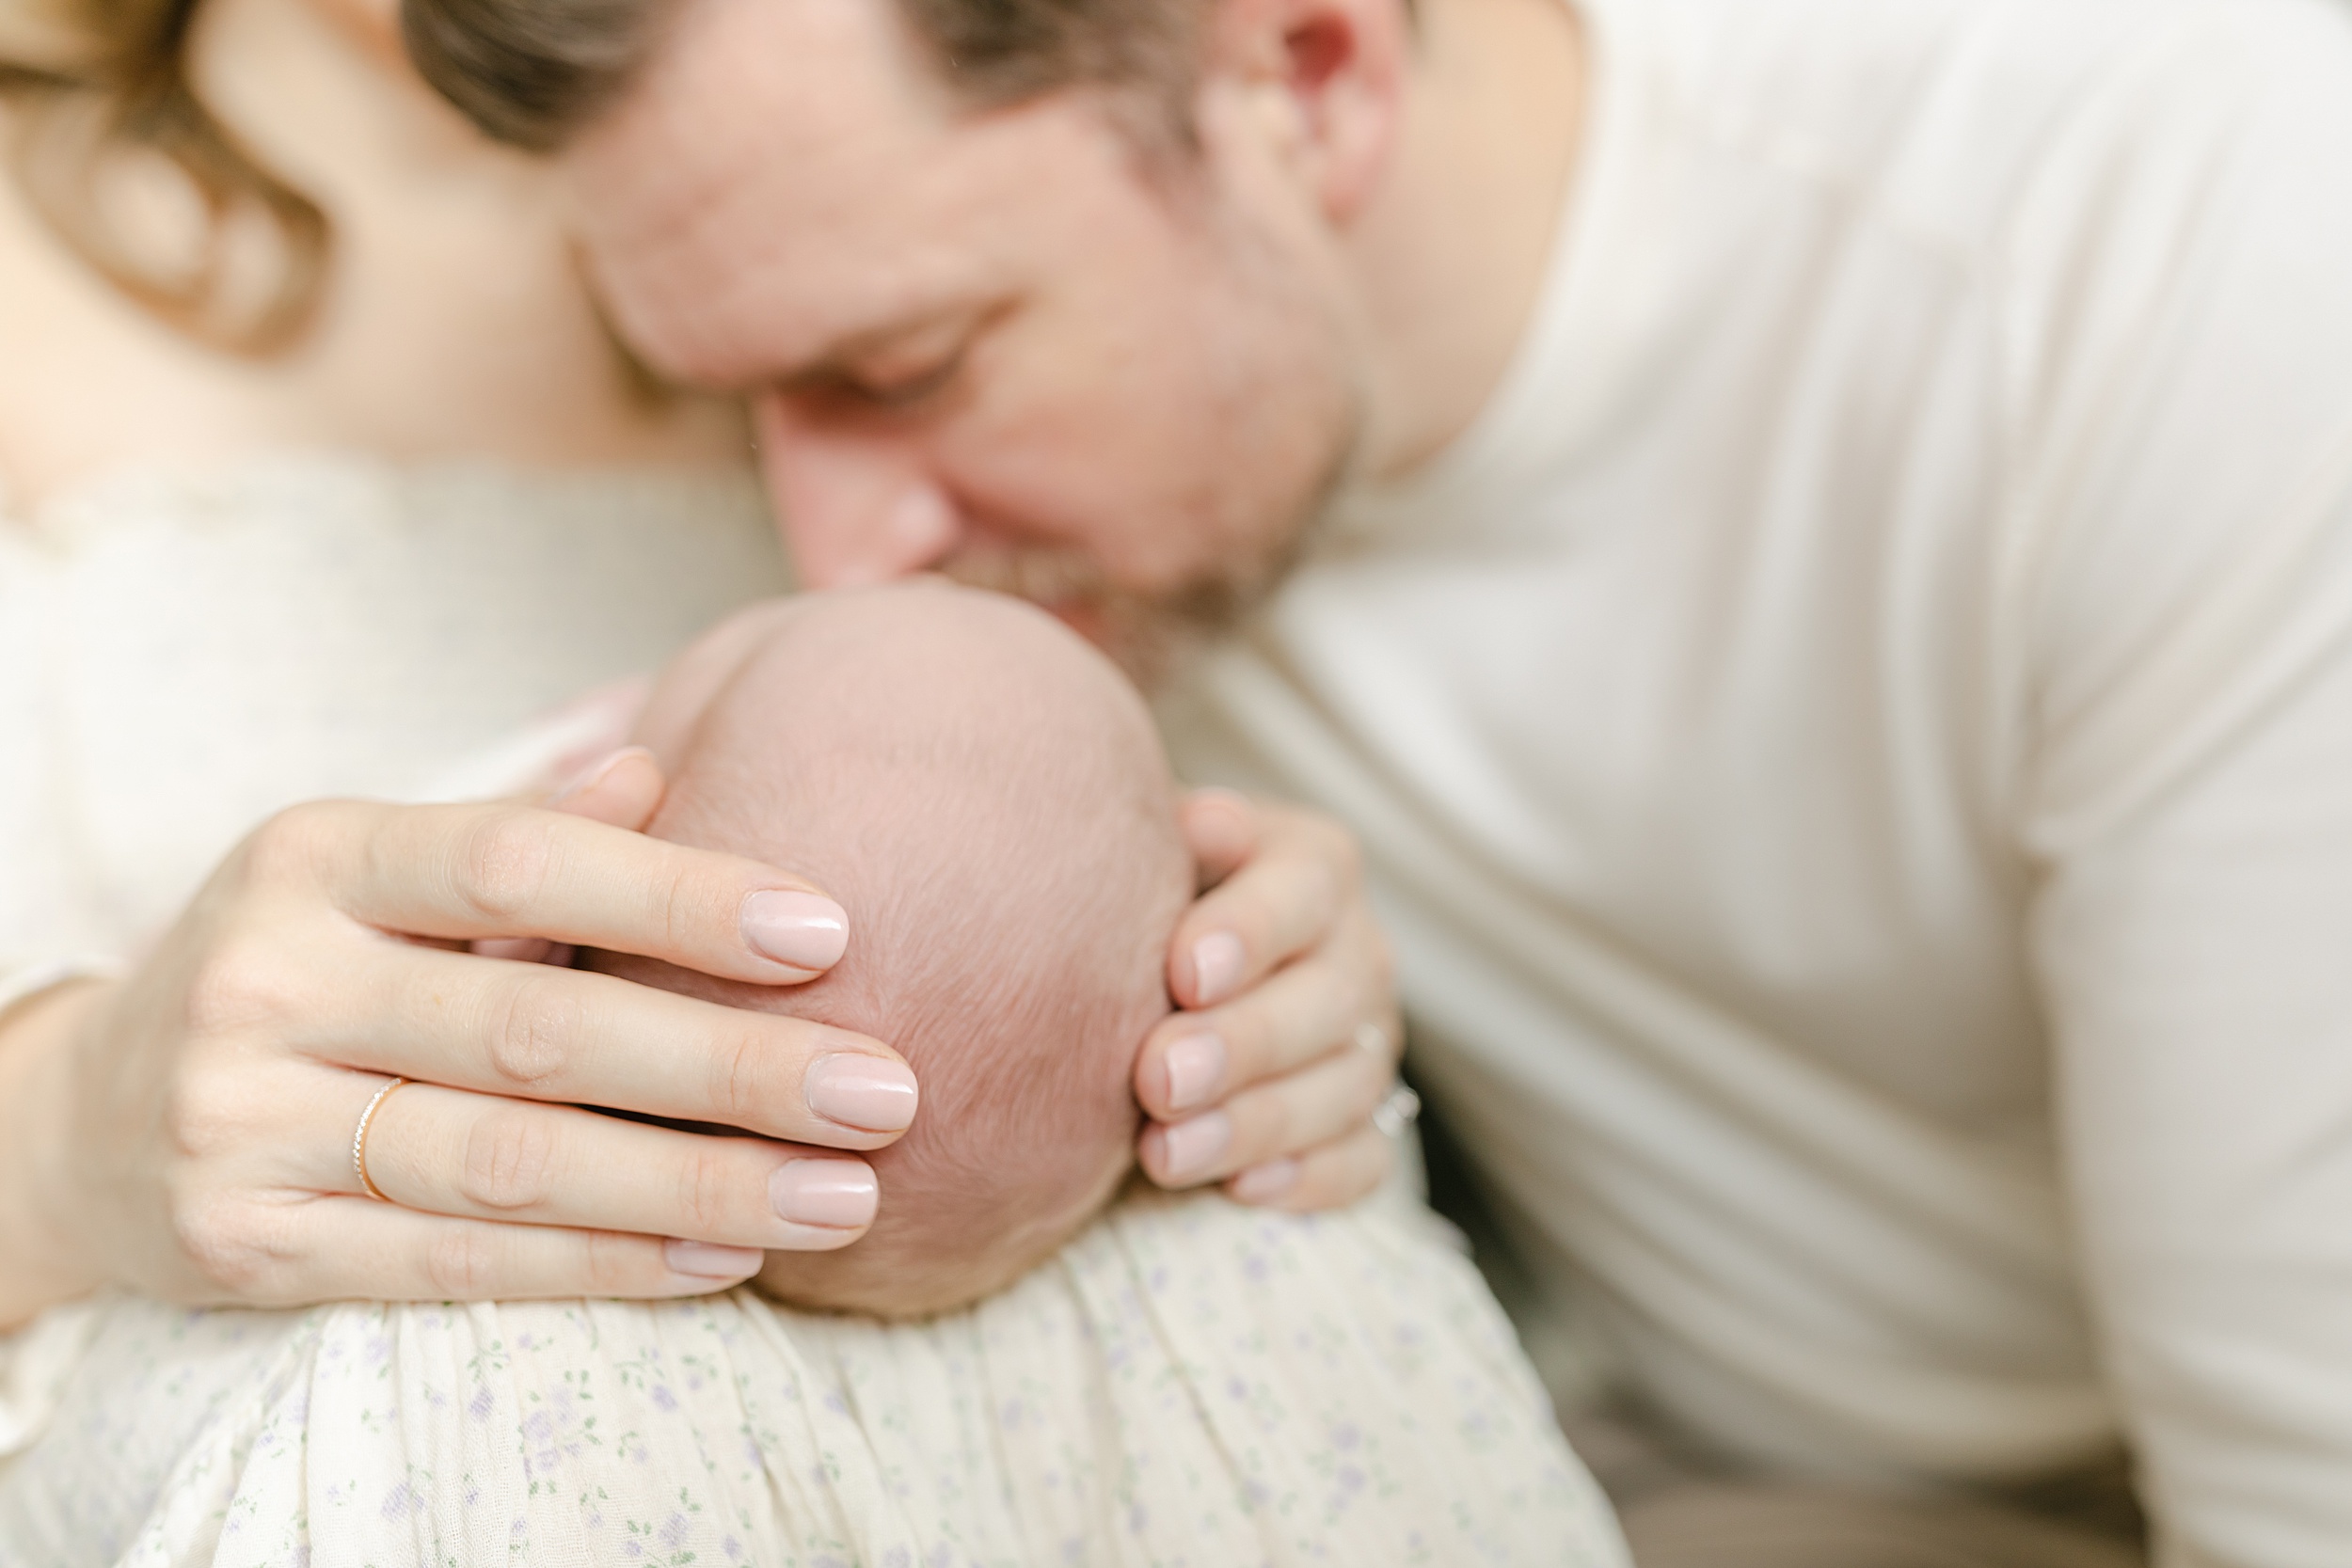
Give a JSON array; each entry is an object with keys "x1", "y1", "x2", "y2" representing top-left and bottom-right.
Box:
[
  {"x1": 0, "y1": 458, "x2": 787, "y2": 960},
  {"x1": 1162, "y1": 0, "x2": 2352, "y2": 1562},
  {"x1": 0, "y1": 458, "x2": 1620, "y2": 1566}
]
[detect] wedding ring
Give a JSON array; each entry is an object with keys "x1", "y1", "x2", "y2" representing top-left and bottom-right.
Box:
[
  {"x1": 352, "y1": 1076, "x2": 409, "y2": 1203},
  {"x1": 1372, "y1": 1083, "x2": 1422, "y2": 1139}
]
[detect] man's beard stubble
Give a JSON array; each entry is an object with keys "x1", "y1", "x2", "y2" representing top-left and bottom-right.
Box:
[
  {"x1": 944, "y1": 145, "x2": 1370, "y2": 689},
  {"x1": 940, "y1": 380, "x2": 1361, "y2": 691},
  {"x1": 937, "y1": 460, "x2": 1344, "y2": 692},
  {"x1": 939, "y1": 546, "x2": 1259, "y2": 690}
]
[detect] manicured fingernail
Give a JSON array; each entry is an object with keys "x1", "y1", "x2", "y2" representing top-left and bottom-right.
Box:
[
  {"x1": 1157, "y1": 1111, "x2": 1232, "y2": 1183},
  {"x1": 804, "y1": 1054, "x2": 919, "y2": 1132},
  {"x1": 741, "y1": 890, "x2": 850, "y2": 971},
  {"x1": 665, "y1": 1239, "x2": 764, "y2": 1279},
  {"x1": 553, "y1": 746, "x2": 649, "y2": 804},
  {"x1": 1192, "y1": 931, "x2": 1246, "y2": 1006},
  {"x1": 1231, "y1": 1157, "x2": 1301, "y2": 1205},
  {"x1": 1162, "y1": 1031, "x2": 1227, "y2": 1114},
  {"x1": 770, "y1": 1159, "x2": 879, "y2": 1228}
]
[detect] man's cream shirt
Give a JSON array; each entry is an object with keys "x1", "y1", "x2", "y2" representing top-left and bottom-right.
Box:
[{"x1": 1164, "y1": 0, "x2": 2352, "y2": 1561}]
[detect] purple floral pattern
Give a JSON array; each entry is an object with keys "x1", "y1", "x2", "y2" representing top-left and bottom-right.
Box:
[{"x1": 0, "y1": 1187, "x2": 1623, "y2": 1567}]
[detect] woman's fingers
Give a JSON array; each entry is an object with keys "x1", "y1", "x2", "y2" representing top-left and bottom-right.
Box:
[
  {"x1": 256, "y1": 1199, "x2": 765, "y2": 1306},
  {"x1": 326, "y1": 945, "x2": 916, "y2": 1149},
  {"x1": 262, "y1": 799, "x2": 850, "y2": 982},
  {"x1": 1178, "y1": 786, "x2": 1260, "y2": 889},
  {"x1": 1141, "y1": 795, "x2": 1405, "y2": 1213},
  {"x1": 468, "y1": 750, "x2": 671, "y2": 965},
  {"x1": 1226, "y1": 1124, "x2": 1396, "y2": 1212},
  {"x1": 50, "y1": 779, "x2": 914, "y2": 1313},
  {"x1": 1137, "y1": 903, "x2": 1397, "y2": 1122},
  {"x1": 548, "y1": 745, "x2": 666, "y2": 830},
  {"x1": 353, "y1": 1081, "x2": 875, "y2": 1251},
  {"x1": 1167, "y1": 800, "x2": 1359, "y2": 1009},
  {"x1": 1136, "y1": 928, "x2": 1384, "y2": 1120},
  {"x1": 1137, "y1": 1034, "x2": 1393, "y2": 1190}
]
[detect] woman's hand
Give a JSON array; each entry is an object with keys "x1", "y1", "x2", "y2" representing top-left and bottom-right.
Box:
[
  {"x1": 1134, "y1": 791, "x2": 1404, "y2": 1212},
  {"x1": 0, "y1": 749, "x2": 914, "y2": 1322}
]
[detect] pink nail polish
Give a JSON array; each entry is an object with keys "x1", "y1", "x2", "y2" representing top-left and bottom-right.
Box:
[
  {"x1": 1158, "y1": 1111, "x2": 1232, "y2": 1183},
  {"x1": 1162, "y1": 1032, "x2": 1227, "y2": 1113},
  {"x1": 1231, "y1": 1157, "x2": 1302, "y2": 1205},
  {"x1": 741, "y1": 890, "x2": 850, "y2": 971},
  {"x1": 804, "y1": 1054, "x2": 920, "y2": 1132},
  {"x1": 664, "y1": 1239, "x2": 764, "y2": 1279},
  {"x1": 1192, "y1": 931, "x2": 1246, "y2": 1006},
  {"x1": 770, "y1": 1159, "x2": 879, "y2": 1227}
]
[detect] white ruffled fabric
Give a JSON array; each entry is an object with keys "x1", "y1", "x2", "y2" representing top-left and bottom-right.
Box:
[{"x1": 0, "y1": 1187, "x2": 1622, "y2": 1568}]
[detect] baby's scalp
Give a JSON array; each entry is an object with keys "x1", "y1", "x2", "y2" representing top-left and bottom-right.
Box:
[{"x1": 601, "y1": 581, "x2": 1191, "y2": 1317}]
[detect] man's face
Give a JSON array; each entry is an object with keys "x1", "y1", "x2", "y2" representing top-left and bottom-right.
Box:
[{"x1": 571, "y1": 0, "x2": 1362, "y2": 680}]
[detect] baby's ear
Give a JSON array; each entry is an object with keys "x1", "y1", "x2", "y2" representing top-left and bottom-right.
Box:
[{"x1": 636, "y1": 599, "x2": 805, "y2": 765}]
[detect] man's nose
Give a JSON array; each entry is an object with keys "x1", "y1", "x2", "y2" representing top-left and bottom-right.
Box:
[{"x1": 755, "y1": 394, "x2": 963, "y2": 588}]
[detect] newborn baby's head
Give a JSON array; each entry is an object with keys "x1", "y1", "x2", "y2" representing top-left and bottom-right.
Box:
[{"x1": 601, "y1": 581, "x2": 1189, "y2": 1318}]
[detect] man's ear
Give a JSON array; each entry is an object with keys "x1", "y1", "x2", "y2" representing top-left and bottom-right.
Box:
[{"x1": 1200, "y1": 0, "x2": 1411, "y2": 222}]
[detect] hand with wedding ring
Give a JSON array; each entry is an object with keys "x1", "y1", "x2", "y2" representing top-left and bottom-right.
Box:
[
  {"x1": 0, "y1": 747, "x2": 914, "y2": 1323},
  {"x1": 1133, "y1": 791, "x2": 1408, "y2": 1212}
]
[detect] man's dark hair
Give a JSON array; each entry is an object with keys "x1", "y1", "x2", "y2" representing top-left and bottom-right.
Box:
[{"x1": 403, "y1": 0, "x2": 1203, "y2": 151}]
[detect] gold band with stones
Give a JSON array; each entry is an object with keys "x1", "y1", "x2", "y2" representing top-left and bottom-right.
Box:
[{"x1": 352, "y1": 1076, "x2": 409, "y2": 1203}]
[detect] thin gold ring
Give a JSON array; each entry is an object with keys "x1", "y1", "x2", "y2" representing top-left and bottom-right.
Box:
[{"x1": 352, "y1": 1076, "x2": 409, "y2": 1203}]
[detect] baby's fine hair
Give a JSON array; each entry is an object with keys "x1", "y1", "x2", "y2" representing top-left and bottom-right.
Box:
[{"x1": 611, "y1": 581, "x2": 1190, "y2": 1317}]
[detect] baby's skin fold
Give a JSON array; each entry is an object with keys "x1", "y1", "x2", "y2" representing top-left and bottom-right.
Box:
[{"x1": 595, "y1": 580, "x2": 1191, "y2": 1318}]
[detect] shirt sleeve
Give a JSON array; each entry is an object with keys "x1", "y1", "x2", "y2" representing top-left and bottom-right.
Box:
[{"x1": 2013, "y1": 6, "x2": 2352, "y2": 1562}]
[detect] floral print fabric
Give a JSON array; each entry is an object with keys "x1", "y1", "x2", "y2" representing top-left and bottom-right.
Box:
[{"x1": 0, "y1": 1186, "x2": 1625, "y2": 1568}]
